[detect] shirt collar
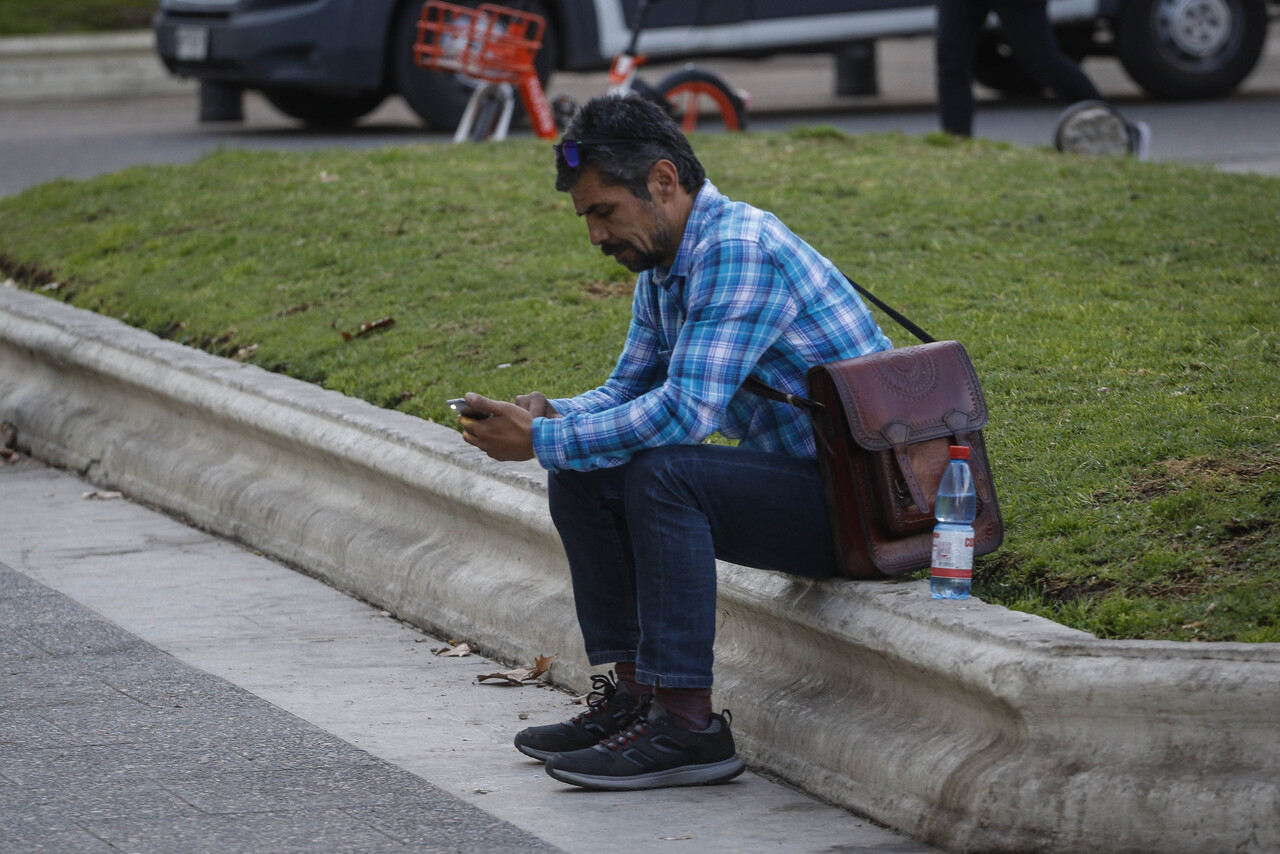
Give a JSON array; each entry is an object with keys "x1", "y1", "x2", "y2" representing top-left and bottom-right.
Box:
[{"x1": 651, "y1": 179, "x2": 718, "y2": 288}]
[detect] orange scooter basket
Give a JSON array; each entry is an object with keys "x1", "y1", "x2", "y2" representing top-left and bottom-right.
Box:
[
  {"x1": 414, "y1": 1, "x2": 545, "y2": 83},
  {"x1": 413, "y1": 1, "x2": 556, "y2": 139}
]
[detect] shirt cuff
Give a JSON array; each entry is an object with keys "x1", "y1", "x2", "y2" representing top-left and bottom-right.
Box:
[{"x1": 531, "y1": 416, "x2": 566, "y2": 471}]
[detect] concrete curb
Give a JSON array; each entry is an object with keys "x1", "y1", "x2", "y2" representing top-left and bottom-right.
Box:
[
  {"x1": 1, "y1": 284, "x2": 1277, "y2": 854},
  {"x1": 0, "y1": 30, "x2": 191, "y2": 102}
]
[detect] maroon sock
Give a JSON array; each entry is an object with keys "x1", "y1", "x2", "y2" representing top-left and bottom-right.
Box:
[
  {"x1": 653, "y1": 686, "x2": 713, "y2": 732},
  {"x1": 613, "y1": 661, "x2": 646, "y2": 700}
]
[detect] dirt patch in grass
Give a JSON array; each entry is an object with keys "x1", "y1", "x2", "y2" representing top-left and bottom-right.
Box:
[
  {"x1": 1133, "y1": 456, "x2": 1280, "y2": 499},
  {"x1": 581, "y1": 280, "x2": 634, "y2": 300},
  {"x1": 0, "y1": 252, "x2": 62, "y2": 290},
  {"x1": 1041, "y1": 573, "x2": 1120, "y2": 603},
  {"x1": 1136, "y1": 455, "x2": 1279, "y2": 581}
]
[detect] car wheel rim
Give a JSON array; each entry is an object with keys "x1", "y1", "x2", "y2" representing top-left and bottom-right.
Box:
[{"x1": 1155, "y1": 0, "x2": 1235, "y2": 65}]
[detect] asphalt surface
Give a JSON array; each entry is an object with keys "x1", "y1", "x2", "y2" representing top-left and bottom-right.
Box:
[
  {"x1": 0, "y1": 563, "x2": 556, "y2": 854},
  {"x1": 0, "y1": 453, "x2": 936, "y2": 854},
  {"x1": 2, "y1": 29, "x2": 1279, "y2": 198}
]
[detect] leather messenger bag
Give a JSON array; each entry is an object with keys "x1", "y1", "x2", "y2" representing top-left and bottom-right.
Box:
[{"x1": 745, "y1": 276, "x2": 1004, "y2": 579}]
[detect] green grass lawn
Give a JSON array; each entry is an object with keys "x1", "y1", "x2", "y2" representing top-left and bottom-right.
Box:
[
  {"x1": 1, "y1": 129, "x2": 1277, "y2": 642},
  {"x1": 0, "y1": 1, "x2": 156, "y2": 36}
]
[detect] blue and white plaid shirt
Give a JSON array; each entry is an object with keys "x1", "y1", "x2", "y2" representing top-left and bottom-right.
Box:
[{"x1": 532, "y1": 180, "x2": 893, "y2": 471}]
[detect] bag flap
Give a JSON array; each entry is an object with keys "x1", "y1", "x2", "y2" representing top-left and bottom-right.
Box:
[{"x1": 807, "y1": 341, "x2": 988, "y2": 451}]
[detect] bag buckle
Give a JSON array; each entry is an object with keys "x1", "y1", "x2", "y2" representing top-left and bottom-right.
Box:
[{"x1": 882, "y1": 420, "x2": 931, "y2": 515}]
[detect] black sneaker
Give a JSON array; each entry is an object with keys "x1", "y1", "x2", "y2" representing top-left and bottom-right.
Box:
[
  {"x1": 514, "y1": 672, "x2": 639, "y2": 762},
  {"x1": 543, "y1": 700, "x2": 746, "y2": 790}
]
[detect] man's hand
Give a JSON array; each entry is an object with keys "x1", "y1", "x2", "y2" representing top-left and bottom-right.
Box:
[
  {"x1": 458, "y1": 393, "x2": 537, "y2": 462},
  {"x1": 514, "y1": 391, "x2": 561, "y2": 418}
]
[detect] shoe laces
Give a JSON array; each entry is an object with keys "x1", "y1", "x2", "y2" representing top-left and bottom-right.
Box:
[
  {"x1": 601, "y1": 696, "x2": 654, "y2": 750},
  {"x1": 604, "y1": 722, "x2": 648, "y2": 750},
  {"x1": 570, "y1": 672, "x2": 619, "y2": 724}
]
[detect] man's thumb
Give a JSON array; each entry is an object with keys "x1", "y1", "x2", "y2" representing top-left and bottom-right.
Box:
[{"x1": 464, "y1": 392, "x2": 498, "y2": 414}]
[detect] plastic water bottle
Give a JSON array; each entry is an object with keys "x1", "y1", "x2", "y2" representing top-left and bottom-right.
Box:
[{"x1": 931, "y1": 445, "x2": 977, "y2": 600}]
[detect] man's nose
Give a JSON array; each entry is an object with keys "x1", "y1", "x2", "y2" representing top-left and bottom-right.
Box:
[{"x1": 586, "y1": 219, "x2": 608, "y2": 246}]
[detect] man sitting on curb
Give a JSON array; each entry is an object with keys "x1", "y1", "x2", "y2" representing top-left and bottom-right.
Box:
[{"x1": 456, "y1": 94, "x2": 893, "y2": 791}]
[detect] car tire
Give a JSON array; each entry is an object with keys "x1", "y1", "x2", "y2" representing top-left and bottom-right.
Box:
[
  {"x1": 262, "y1": 88, "x2": 386, "y2": 127},
  {"x1": 392, "y1": 0, "x2": 556, "y2": 131},
  {"x1": 1115, "y1": 0, "x2": 1268, "y2": 99}
]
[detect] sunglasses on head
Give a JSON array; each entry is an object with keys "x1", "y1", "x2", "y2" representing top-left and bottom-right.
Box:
[{"x1": 553, "y1": 138, "x2": 655, "y2": 168}]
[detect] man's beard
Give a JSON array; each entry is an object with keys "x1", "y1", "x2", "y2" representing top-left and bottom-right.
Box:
[{"x1": 602, "y1": 201, "x2": 675, "y2": 273}]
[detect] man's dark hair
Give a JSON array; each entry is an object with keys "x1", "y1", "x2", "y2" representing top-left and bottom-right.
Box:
[{"x1": 555, "y1": 94, "x2": 706, "y2": 198}]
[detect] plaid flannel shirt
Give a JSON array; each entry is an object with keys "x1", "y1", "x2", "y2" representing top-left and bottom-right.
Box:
[{"x1": 532, "y1": 180, "x2": 893, "y2": 471}]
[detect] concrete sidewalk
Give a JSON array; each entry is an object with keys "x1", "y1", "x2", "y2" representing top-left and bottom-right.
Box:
[
  {"x1": 0, "y1": 455, "x2": 931, "y2": 854},
  {"x1": 0, "y1": 31, "x2": 191, "y2": 102}
]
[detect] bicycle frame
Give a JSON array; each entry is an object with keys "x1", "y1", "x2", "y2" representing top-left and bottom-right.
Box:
[
  {"x1": 554, "y1": 0, "x2": 746, "y2": 134},
  {"x1": 605, "y1": 0, "x2": 654, "y2": 96}
]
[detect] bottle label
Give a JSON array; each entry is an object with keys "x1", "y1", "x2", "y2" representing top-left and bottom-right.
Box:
[{"x1": 931, "y1": 529, "x2": 974, "y2": 579}]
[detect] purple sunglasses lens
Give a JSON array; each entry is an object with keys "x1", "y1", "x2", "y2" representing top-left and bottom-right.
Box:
[{"x1": 556, "y1": 140, "x2": 580, "y2": 167}]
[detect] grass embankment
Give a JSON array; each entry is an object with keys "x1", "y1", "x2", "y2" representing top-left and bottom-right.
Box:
[
  {"x1": 0, "y1": 1, "x2": 156, "y2": 37},
  {"x1": 1, "y1": 130, "x2": 1277, "y2": 642}
]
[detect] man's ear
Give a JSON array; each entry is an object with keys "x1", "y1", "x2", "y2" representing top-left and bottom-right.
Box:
[{"x1": 649, "y1": 159, "x2": 680, "y2": 202}]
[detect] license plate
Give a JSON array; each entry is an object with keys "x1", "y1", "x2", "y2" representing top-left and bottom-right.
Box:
[{"x1": 175, "y1": 26, "x2": 209, "y2": 62}]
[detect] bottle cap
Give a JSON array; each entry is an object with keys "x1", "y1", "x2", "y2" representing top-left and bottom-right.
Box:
[{"x1": 949, "y1": 445, "x2": 970, "y2": 460}]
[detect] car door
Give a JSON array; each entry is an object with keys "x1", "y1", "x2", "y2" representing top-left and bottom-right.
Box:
[
  {"x1": 593, "y1": 0, "x2": 746, "y2": 56},
  {"x1": 744, "y1": 0, "x2": 937, "y2": 47}
]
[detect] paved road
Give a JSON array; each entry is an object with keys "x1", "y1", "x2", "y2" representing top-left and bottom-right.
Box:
[
  {"x1": 2, "y1": 30, "x2": 1278, "y2": 198},
  {"x1": 0, "y1": 563, "x2": 555, "y2": 854}
]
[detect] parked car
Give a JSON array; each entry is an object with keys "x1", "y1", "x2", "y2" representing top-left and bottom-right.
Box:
[{"x1": 153, "y1": 0, "x2": 1276, "y2": 128}]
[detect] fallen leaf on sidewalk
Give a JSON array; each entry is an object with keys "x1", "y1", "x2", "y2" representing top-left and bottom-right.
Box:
[
  {"x1": 433, "y1": 642, "x2": 472, "y2": 657},
  {"x1": 82, "y1": 491, "x2": 123, "y2": 500},
  {"x1": 477, "y1": 653, "x2": 556, "y2": 687},
  {"x1": 477, "y1": 669, "x2": 536, "y2": 686}
]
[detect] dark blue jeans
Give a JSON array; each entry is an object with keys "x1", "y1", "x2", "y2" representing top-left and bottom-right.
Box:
[
  {"x1": 547, "y1": 444, "x2": 841, "y2": 689},
  {"x1": 935, "y1": 0, "x2": 1103, "y2": 136}
]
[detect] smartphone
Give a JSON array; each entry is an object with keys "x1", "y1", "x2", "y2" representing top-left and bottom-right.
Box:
[{"x1": 447, "y1": 398, "x2": 490, "y2": 419}]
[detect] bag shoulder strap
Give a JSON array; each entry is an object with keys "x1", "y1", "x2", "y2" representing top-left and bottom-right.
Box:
[
  {"x1": 839, "y1": 273, "x2": 934, "y2": 346},
  {"x1": 743, "y1": 272, "x2": 935, "y2": 409}
]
